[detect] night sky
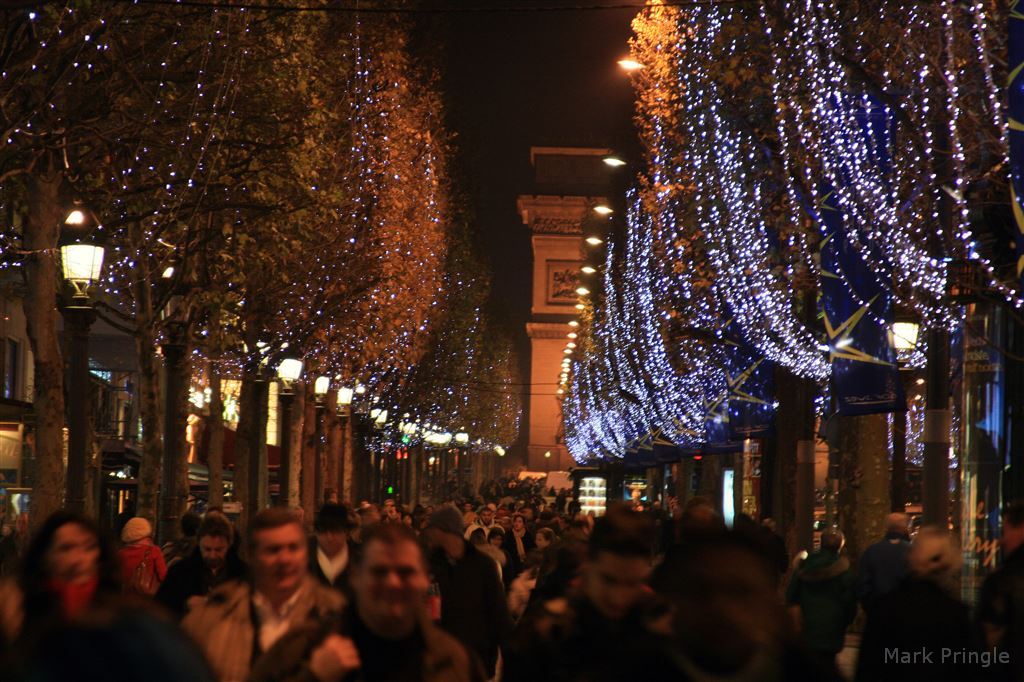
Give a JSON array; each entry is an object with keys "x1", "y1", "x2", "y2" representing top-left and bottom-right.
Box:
[{"x1": 417, "y1": 1, "x2": 639, "y2": 448}]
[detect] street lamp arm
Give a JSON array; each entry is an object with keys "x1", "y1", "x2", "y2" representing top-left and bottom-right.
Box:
[{"x1": 92, "y1": 302, "x2": 138, "y2": 335}]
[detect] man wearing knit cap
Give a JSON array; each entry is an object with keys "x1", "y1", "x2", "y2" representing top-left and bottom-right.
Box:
[
  {"x1": 118, "y1": 517, "x2": 167, "y2": 595},
  {"x1": 425, "y1": 505, "x2": 511, "y2": 678}
]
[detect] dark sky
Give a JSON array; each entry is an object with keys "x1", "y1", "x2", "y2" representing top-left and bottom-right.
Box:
[{"x1": 424, "y1": 0, "x2": 639, "y2": 356}]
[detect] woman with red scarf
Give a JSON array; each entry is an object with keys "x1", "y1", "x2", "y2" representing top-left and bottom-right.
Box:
[{"x1": 0, "y1": 510, "x2": 121, "y2": 647}]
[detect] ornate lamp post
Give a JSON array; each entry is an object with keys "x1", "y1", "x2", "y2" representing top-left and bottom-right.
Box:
[
  {"x1": 313, "y1": 375, "x2": 330, "y2": 505},
  {"x1": 59, "y1": 205, "x2": 105, "y2": 513},
  {"x1": 276, "y1": 357, "x2": 303, "y2": 506},
  {"x1": 454, "y1": 430, "x2": 469, "y2": 497},
  {"x1": 336, "y1": 386, "x2": 354, "y2": 501}
]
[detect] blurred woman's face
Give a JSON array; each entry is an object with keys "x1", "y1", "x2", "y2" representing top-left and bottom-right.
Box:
[
  {"x1": 536, "y1": 534, "x2": 550, "y2": 550},
  {"x1": 47, "y1": 523, "x2": 100, "y2": 584}
]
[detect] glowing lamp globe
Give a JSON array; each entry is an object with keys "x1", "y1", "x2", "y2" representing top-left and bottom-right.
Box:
[
  {"x1": 277, "y1": 358, "x2": 303, "y2": 382},
  {"x1": 61, "y1": 244, "x2": 105, "y2": 288},
  {"x1": 892, "y1": 322, "x2": 920, "y2": 350}
]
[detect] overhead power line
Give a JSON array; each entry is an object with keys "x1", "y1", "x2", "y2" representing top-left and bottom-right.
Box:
[{"x1": 121, "y1": 0, "x2": 756, "y2": 14}]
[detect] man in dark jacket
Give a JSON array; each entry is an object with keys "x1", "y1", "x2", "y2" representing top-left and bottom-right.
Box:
[
  {"x1": 857, "y1": 512, "x2": 910, "y2": 613},
  {"x1": 786, "y1": 529, "x2": 857, "y2": 672},
  {"x1": 425, "y1": 505, "x2": 511, "y2": 678},
  {"x1": 856, "y1": 526, "x2": 975, "y2": 682},
  {"x1": 156, "y1": 515, "x2": 248, "y2": 618},
  {"x1": 654, "y1": 528, "x2": 842, "y2": 681},
  {"x1": 979, "y1": 500, "x2": 1024, "y2": 681},
  {"x1": 309, "y1": 504, "x2": 358, "y2": 600},
  {"x1": 504, "y1": 505, "x2": 679, "y2": 681}
]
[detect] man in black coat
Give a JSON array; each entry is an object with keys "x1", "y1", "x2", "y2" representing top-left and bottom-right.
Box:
[
  {"x1": 857, "y1": 512, "x2": 911, "y2": 614},
  {"x1": 979, "y1": 500, "x2": 1024, "y2": 682},
  {"x1": 425, "y1": 505, "x2": 512, "y2": 678},
  {"x1": 504, "y1": 504, "x2": 678, "y2": 682},
  {"x1": 308, "y1": 504, "x2": 358, "y2": 601},
  {"x1": 156, "y1": 515, "x2": 247, "y2": 618}
]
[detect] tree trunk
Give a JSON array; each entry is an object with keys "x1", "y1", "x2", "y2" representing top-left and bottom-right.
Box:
[
  {"x1": 286, "y1": 378, "x2": 305, "y2": 507},
  {"x1": 234, "y1": 373, "x2": 256, "y2": 529},
  {"x1": 891, "y1": 410, "x2": 907, "y2": 513},
  {"x1": 325, "y1": 392, "x2": 341, "y2": 503},
  {"x1": 132, "y1": 263, "x2": 162, "y2": 525},
  {"x1": 159, "y1": 332, "x2": 191, "y2": 542},
  {"x1": 773, "y1": 367, "x2": 800, "y2": 551},
  {"x1": 207, "y1": 365, "x2": 225, "y2": 509},
  {"x1": 342, "y1": 415, "x2": 354, "y2": 503},
  {"x1": 21, "y1": 168, "x2": 67, "y2": 529},
  {"x1": 254, "y1": 374, "x2": 270, "y2": 513},
  {"x1": 837, "y1": 413, "x2": 890, "y2": 561}
]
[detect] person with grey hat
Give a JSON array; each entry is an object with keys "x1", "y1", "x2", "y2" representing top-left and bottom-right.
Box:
[{"x1": 425, "y1": 505, "x2": 512, "y2": 678}]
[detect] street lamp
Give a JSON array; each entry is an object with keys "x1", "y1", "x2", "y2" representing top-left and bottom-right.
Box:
[
  {"x1": 277, "y1": 358, "x2": 303, "y2": 384},
  {"x1": 60, "y1": 245, "x2": 105, "y2": 306},
  {"x1": 892, "y1": 322, "x2": 920, "y2": 350},
  {"x1": 59, "y1": 204, "x2": 105, "y2": 513},
  {"x1": 585, "y1": 236, "x2": 603, "y2": 246},
  {"x1": 275, "y1": 357, "x2": 303, "y2": 505}
]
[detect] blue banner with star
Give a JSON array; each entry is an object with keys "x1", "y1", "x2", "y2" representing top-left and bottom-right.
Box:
[
  {"x1": 723, "y1": 318, "x2": 776, "y2": 439},
  {"x1": 703, "y1": 369, "x2": 732, "y2": 446},
  {"x1": 792, "y1": 96, "x2": 904, "y2": 416},
  {"x1": 1011, "y1": 1, "x2": 1024, "y2": 283},
  {"x1": 817, "y1": 189, "x2": 905, "y2": 415}
]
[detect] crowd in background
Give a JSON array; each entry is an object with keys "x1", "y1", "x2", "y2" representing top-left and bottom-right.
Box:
[{"x1": 0, "y1": 479, "x2": 1022, "y2": 681}]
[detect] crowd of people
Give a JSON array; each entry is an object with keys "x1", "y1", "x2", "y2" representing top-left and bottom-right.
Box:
[{"x1": 0, "y1": 486, "x2": 1022, "y2": 681}]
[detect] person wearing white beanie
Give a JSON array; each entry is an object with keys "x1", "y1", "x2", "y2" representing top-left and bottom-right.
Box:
[
  {"x1": 121, "y1": 517, "x2": 153, "y2": 545},
  {"x1": 118, "y1": 517, "x2": 167, "y2": 595}
]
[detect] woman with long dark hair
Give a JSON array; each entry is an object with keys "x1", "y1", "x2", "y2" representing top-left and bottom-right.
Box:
[{"x1": 0, "y1": 510, "x2": 121, "y2": 646}]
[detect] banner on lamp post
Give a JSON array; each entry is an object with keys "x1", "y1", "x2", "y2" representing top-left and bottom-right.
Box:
[
  {"x1": 1010, "y1": 1, "x2": 1024, "y2": 284},
  {"x1": 816, "y1": 190, "x2": 905, "y2": 415},
  {"x1": 723, "y1": 317, "x2": 776, "y2": 440}
]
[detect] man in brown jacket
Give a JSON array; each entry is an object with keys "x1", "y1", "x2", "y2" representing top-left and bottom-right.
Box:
[
  {"x1": 252, "y1": 523, "x2": 483, "y2": 682},
  {"x1": 183, "y1": 508, "x2": 345, "y2": 681}
]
